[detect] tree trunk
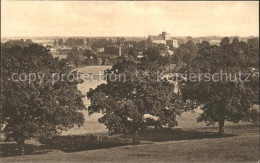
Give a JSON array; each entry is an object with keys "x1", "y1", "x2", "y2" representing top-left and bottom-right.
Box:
[
  {"x1": 132, "y1": 131, "x2": 140, "y2": 145},
  {"x1": 17, "y1": 138, "x2": 25, "y2": 156},
  {"x1": 18, "y1": 108, "x2": 26, "y2": 155},
  {"x1": 218, "y1": 120, "x2": 225, "y2": 136}
]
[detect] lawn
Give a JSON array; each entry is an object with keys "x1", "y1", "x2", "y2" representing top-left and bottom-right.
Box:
[{"x1": 1, "y1": 124, "x2": 259, "y2": 162}]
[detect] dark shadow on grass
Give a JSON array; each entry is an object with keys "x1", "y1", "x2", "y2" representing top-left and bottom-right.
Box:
[
  {"x1": 120, "y1": 128, "x2": 236, "y2": 142},
  {"x1": 0, "y1": 127, "x2": 238, "y2": 157},
  {"x1": 41, "y1": 128, "x2": 236, "y2": 153},
  {"x1": 0, "y1": 143, "x2": 51, "y2": 157},
  {"x1": 40, "y1": 134, "x2": 131, "y2": 153}
]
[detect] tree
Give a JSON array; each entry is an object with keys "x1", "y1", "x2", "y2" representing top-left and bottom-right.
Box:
[
  {"x1": 186, "y1": 36, "x2": 193, "y2": 41},
  {"x1": 2, "y1": 39, "x2": 30, "y2": 48},
  {"x1": 82, "y1": 49, "x2": 98, "y2": 65},
  {"x1": 142, "y1": 47, "x2": 168, "y2": 66},
  {"x1": 25, "y1": 39, "x2": 33, "y2": 44},
  {"x1": 1, "y1": 44, "x2": 86, "y2": 155},
  {"x1": 179, "y1": 37, "x2": 258, "y2": 135},
  {"x1": 91, "y1": 38, "x2": 113, "y2": 51},
  {"x1": 197, "y1": 41, "x2": 210, "y2": 54},
  {"x1": 87, "y1": 60, "x2": 183, "y2": 144},
  {"x1": 116, "y1": 37, "x2": 126, "y2": 45},
  {"x1": 58, "y1": 39, "x2": 64, "y2": 47},
  {"x1": 128, "y1": 47, "x2": 137, "y2": 58},
  {"x1": 66, "y1": 47, "x2": 85, "y2": 66},
  {"x1": 105, "y1": 46, "x2": 119, "y2": 54},
  {"x1": 175, "y1": 40, "x2": 197, "y2": 65},
  {"x1": 137, "y1": 40, "x2": 147, "y2": 52},
  {"x1": 63, "y1": 38, "x2": 85, "y2": 48},
  {"x1": 247, "y1": 38, "x2": 259, "y2": 69},
  {"x1": 53, "y1": 40, "x2": 57, "y2": 47}
]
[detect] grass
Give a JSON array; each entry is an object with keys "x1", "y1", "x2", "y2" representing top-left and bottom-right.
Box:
[{"x1": 0, "y1": 124, "x2": 259, "y2": 162}]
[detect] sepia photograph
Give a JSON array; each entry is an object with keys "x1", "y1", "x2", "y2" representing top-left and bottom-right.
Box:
[{"x1": 0, "y1": 0, "x2": 259, "y2": 162}]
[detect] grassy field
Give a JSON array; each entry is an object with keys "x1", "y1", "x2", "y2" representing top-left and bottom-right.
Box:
[
  {"x1": 1, "y1": 66, "x2": 259, "y2": 162},
  {"x1": 1, "y1": 124, "x2": 259, "y2": 162}
]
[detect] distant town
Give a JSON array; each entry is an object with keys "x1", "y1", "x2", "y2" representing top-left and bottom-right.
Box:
[{"x1": 2, "y1": 32, "x2": 257, "y2": 69}]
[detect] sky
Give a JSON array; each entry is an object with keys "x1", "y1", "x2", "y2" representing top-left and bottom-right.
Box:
[{"x1": 1, "y1": 1, "x2": 259, "y2": 37}]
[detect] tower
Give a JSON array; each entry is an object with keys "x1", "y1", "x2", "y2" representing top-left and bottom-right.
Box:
[{"x1": 162, "y1": 31, "x2": 167, "y2": 40}]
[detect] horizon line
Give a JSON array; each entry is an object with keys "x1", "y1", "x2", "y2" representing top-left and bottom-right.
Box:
[{"x1": 2, "y1": 35, "x2": 259, "y2": 39}]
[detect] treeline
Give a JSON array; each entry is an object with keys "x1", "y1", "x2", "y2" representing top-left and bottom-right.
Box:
[
  {"x1": 66, "y1": 48, "x2": 99, "y2": 66},
  {"x1": 53, "y1": 37, "x2": 147, "y2": 57},
  {"x1": 172, "y1": 38, "x2": 259, "y2": 70},
  {"x1": 54, "y1": 38, "x2": 85, "y2": 47},
  {"x1": 2, "y1": 39, "x2": 33, "y2": 48}
]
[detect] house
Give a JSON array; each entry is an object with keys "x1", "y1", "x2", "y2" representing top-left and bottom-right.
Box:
[
  {"x1": 96, "y1": 47, "x2": 105, "y2": 52},
  {"x1": 159, "y1": 45, "x2": 174, "y2": 57},
  {"x1": 137, "y1": 52, "x2": 144, "y2": 58},
  {"x1": 147, "y1": 31, "x2": 178, "y2": 48}
]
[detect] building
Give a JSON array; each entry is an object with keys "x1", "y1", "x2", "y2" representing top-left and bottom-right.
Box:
[
  {"x1": 160, "y1": 45, "x2": 174, "y2": 57},
  {"x1": 137, "y1": 52, "x2": 144, "y2": 58},
  {"x1": 96, "y1": 47, "x2": 105, "y2": 52},
  {"x1": 147, "y1": 31, "x2": 178, "y2": 48}
]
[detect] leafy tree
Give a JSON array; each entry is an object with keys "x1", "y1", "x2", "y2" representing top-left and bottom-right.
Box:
[
  {"x1": 197, "y1": 41, "x2": 210, "y2": 54},
  {"x1": 116, "y1": 37, "x2": 126, "y2": 45},
  {"x1": 66, "y1": 47, "x2": 85, "y2": 66},
  {"x1": 2, "y1": 39, "x2": 31, "y2": 48},
  {"x1": 142, "y1": 47, "x2": 168, "y2": 66},
  {"x1": 186, "y1": 36, "x2": 193, "y2": 41},
  {"x1": 53, "y1": 40, "x2": 57, "y2": 47},
  {"x1": 247, "y1": 38, "x2": 259, "y2": 69},
  {"x1": 64, "y1": 38, "x2": 85, "y2": 47},
  {"x1": 58, "y1": 39, "x2": 64, "y2": 47},
  {"x1": 128, "y1": 48, "x2": 137, "y2": 58},
  {"x1": 179, "y1": 37, "x2": 258, "y2": 135},
  {"x1": 87, "y1": 60, "x2": 183, "y2": 144},
  {"x1": 24, "y1": 39, "x2": 33, "y2": 44},
  {"x1": 220, "y1": 37, "x2": 230, "y2": 46},
  {"x1": 91, "y1": 38, "x2": 113, "y2": 51},
  {"x1": 82, "y1": 49, "x2": 98, "y2": 65},
  {"x1": 136, "y1": 40, "x2": 147, "y2": 52},
  {"x1": 1, "y1": 44, "x2": 86, "y2": 155},
  {"x1": 175, "y1": 40, "x2": 197, "y2": 65},
  {"x1": 105, "y1": 46, "x2": 119, "y2": 54}
]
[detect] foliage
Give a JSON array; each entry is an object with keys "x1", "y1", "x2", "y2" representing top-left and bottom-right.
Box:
[
  {"x1": 105, "y1": 46, "x2": 119, "y2": 55},
  {"x1": 53, "y1": 40, "x2": 57, "y2": 47},
  {"x1": 2, "y1": 39, "x2": 33, "y2": 48},
  {"x1": 66, "y1": 47, "x2": 85, "y2": 66},
  {"x1": 175, "y1": 40, "x2": 197, "y2": 64},
  {"x1": 87, "y1": 60, "x2": 183, "y2": 143},
  {"x1": 179, "y1": 37, "x2": 259, "y2": 134},
  {"x1": 64, "y1": 38, "x2": 85, "y2": 47},
  {"x1": 91, "y1": 39, "x2": 113, "y2": 51},
  {"x1": 1, "y1": 44, "x2": 86, "y2": 155},
  {"x1": 57, "y1": 39, "x2": 64, "y2": 47},
  {"x1": 82, "y1": 49, "x2": 98, "y2": 65},
  {"x1": 142, "y1": 47, "x2": 168, "y2": 66}
]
